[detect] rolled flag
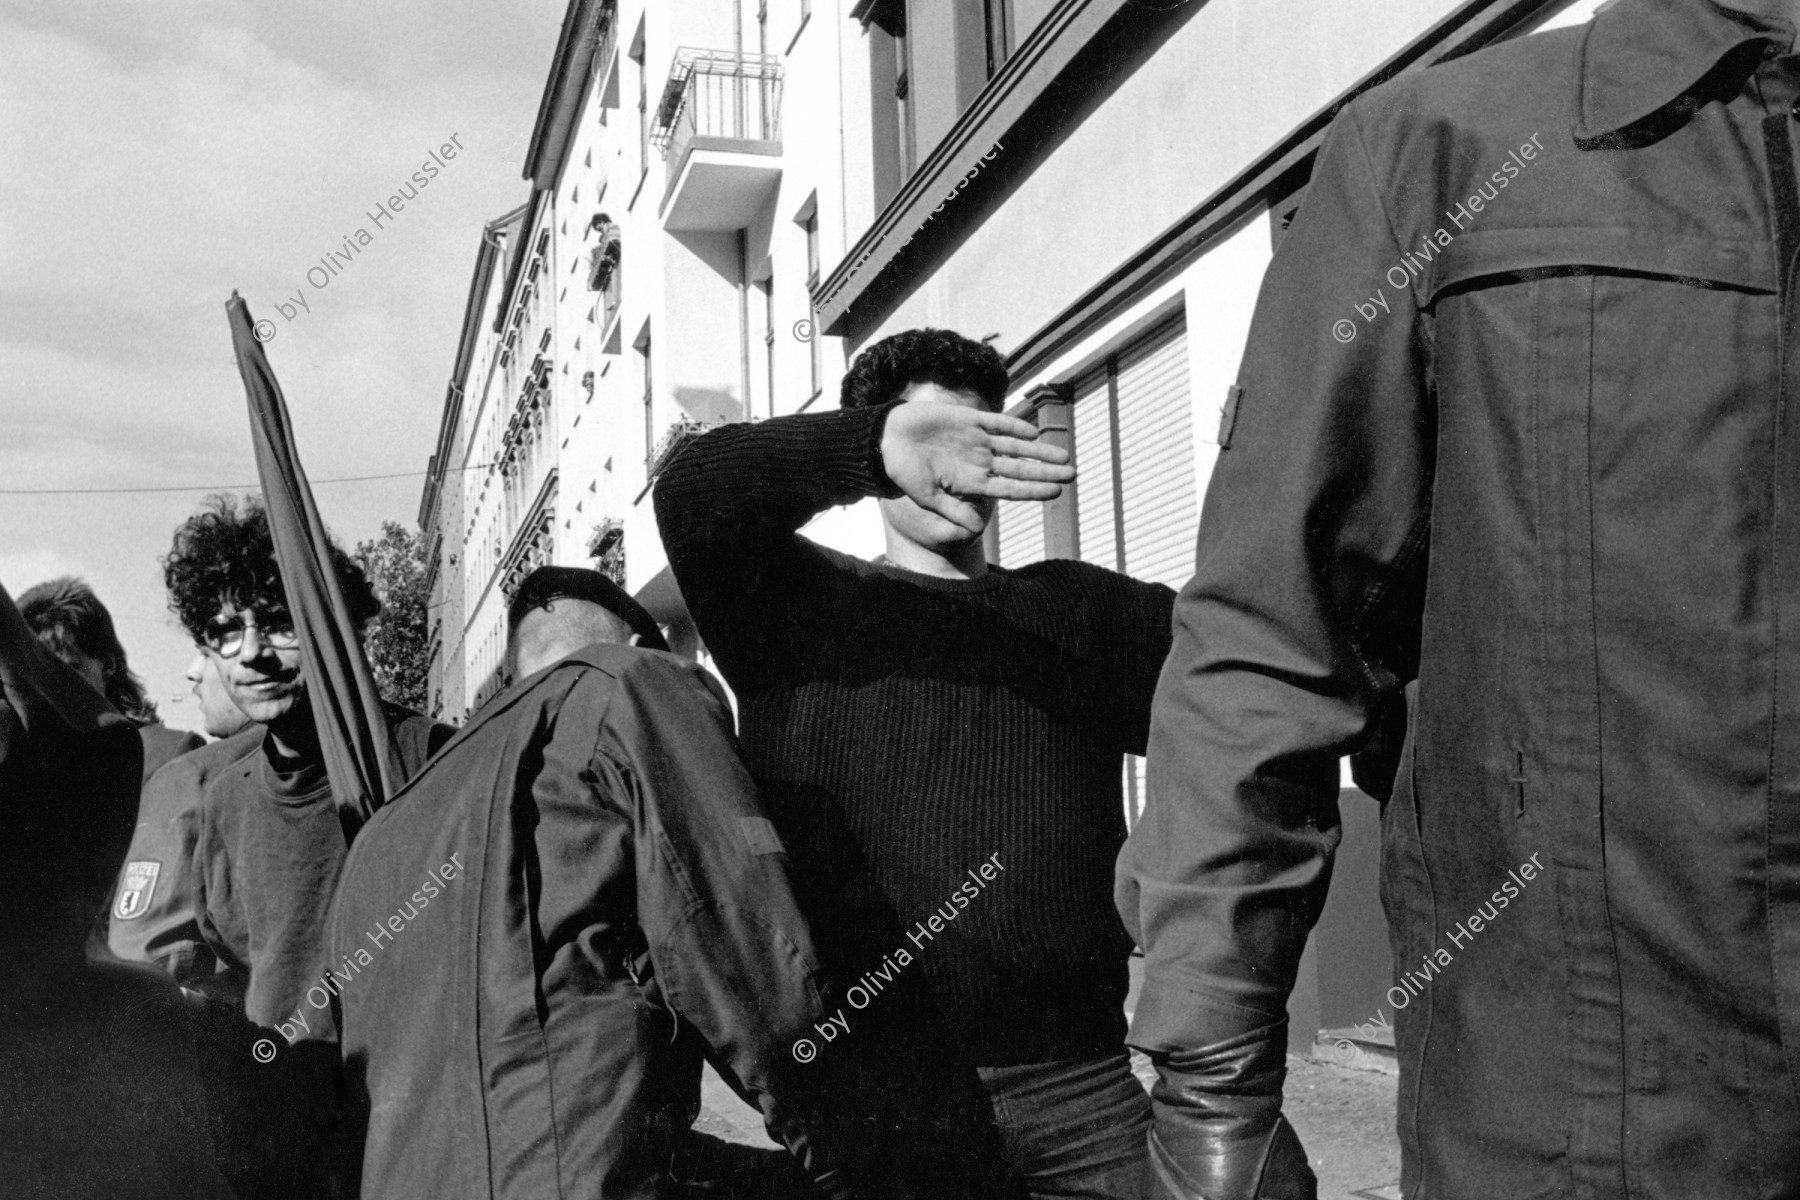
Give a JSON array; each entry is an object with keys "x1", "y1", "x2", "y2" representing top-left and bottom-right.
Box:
[
  {"x1": 0, "y1": 578, "x2": 141, "y2": 968},
  {"x1": 226, "y1": 291, "x2": 400, "y2": 830}
]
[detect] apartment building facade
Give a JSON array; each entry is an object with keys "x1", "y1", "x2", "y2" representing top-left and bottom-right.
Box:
[{"x1": 421, "y1": 0, "x2": 873, "y2": 715}]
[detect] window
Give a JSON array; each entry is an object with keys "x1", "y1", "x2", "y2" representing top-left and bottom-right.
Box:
[
  {"x1": 630, "y1": 21, "x2": 649, "y2": 186},
  {"x1": 983, "y1": 0, "x2": 1054, "y2": 74},
  {"x1": 1067, "y1": 317, "x2": 1197, "y2": 587},
  {"x1": 895, "y1": 29, "x2": 915, "y2": 179},
  {"x1": 983, "y1": 0, "x2": 1010, "y2": 76},
  {"x1": 801, "y1": 207, "x2": 823, "y2": 400},
  {"x1": 865, "y1": 0, "x2": 914, "y2": 205},
  {"x1": 1060, "y1": 318, "x2": 1198, "y2": 821},
  {"x1": 639, "y1": 325, "x2": 654, "y2": 470},
  {"x1": 589, "y1": 213, "x2": 622, "y2": 333},
  {"x1": 761, "y1": 280, "x2": 779, "y2": 418}
]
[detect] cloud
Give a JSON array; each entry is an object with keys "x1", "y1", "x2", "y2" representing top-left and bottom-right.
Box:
[
  {"x1": 0, "y1": 0, "x2": 563, "y2": 722},
  {"x1": 0, "y1": 548, "x2": 97, "y2": 595}
]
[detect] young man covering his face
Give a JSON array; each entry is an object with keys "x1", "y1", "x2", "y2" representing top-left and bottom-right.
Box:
[{"x1": 655, "y1": 328, "x2": 1176, "y2": 1198}]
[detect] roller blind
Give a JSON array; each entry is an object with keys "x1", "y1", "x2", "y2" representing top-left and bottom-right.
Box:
[
  {"x1": 996, "y1": 494, "x2": 1045, "y2": 568},
  {"x1": 1115, "y1": 319, "x2": 1198, "y2": 590}
]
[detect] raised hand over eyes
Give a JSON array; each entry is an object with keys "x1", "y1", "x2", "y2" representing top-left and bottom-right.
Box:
[{"x1": 879, "y1": 403, "x2": 1076, "y2": 534}]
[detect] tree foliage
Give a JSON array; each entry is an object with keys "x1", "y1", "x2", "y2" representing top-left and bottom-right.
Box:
[{"x1": 356, "y1": 521, "x2": 431, "y2": 713}]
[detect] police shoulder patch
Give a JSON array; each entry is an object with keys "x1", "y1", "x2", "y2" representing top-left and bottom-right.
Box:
[{"x1": 114, "y1": 861, "x2": 161, "y2": 921}]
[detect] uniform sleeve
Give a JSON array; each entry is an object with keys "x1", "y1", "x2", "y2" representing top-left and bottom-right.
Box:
[
  {"x1": 386, "y1": 709, "x2": 458, "y2": 777},
  {"x1": 106, "y1": 760, "x2": 214, "y2": 978},
  {"x1": 595, "y1": 655, "x2": 1011, "y2": 1199},
  {"x1": 1117, "y1": 100, "x2": 1433, "y2": 1052}
]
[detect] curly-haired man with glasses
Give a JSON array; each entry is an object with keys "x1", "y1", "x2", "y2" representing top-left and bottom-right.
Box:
[{"x1": 159, "y1": 494, "x2": 451, "y2": 1027}]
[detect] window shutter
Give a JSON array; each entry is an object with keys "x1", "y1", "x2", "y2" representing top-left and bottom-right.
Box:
[
  {"x1": 996, "y1": 496, "x2": 1045, "y2": 568},
  {"x1": 1115, "y1": 319, "x2": 1197, "y2": 590}
]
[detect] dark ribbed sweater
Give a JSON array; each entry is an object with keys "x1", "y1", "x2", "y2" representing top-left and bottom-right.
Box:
[
  {"x1": 193, "y1": 708, "x2": 453, "y2": 1028},
  {"x1": 654, "y1": 403, "x2": 1175, "y2": 1065}
]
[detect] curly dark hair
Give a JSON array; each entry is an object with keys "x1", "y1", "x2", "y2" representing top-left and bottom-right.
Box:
[
  {"x1": 162, "y1": 494, "x2": 380, "y2": 642},
  {"x1": 839, "y1": 328, "x2": 1008, "y2": 413},
  {"x1": 18, "y1": 576, "x2": 159, "y2": 724}
]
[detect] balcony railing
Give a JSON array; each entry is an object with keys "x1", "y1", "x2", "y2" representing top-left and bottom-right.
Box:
[
  {"x1": 650, "y1": 49, "x2": 783, "y2": 186},
  {"x1": 648, "y1": 414, "x2": 719, "y2": 478},
  {"x1": 587, "y1": 517, "x2": 625, "y2": 586}
]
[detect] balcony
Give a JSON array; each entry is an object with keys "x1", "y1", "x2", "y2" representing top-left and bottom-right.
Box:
[
  {"x1": 650, "y1": 49, "x2": 783, "y2": 232},
  {"x1": 634, "y1": 414, "x2": 725, "y2": 503},
  {"x1": 587, "y1": 517, "x2": 625, "y2": 586}
]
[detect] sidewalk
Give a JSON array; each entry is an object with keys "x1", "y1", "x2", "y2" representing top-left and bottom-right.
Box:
[
  {"x1": 698, "y1": 953, "x2": 1402, "y2": 1195},
  {"x1": 1266, "y1": 1055, "x2": 1400, "y2": 1200},
  {"x1": 698, "y1": 1050, "x2": 1401, "y2": 1199}
]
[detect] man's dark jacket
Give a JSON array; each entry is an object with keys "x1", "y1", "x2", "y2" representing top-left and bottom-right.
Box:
[
  {"x1": 0, "y1": 582, "x2": 234, "y2": 1199},
  {"x1": 1118, "y1": 2, "x2": 1800, "y2": 1196},
  {"x1": 327, "y1": 644, "x2": 1008, "y2": 1199}
]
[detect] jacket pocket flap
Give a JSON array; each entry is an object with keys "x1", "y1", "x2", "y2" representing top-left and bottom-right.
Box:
[{"x1": 1425, "y1": 228, "x2": 1775, "y2": 304}]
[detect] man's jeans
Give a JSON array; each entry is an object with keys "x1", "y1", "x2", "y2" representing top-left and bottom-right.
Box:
[{"x1": 978, "y1": 1052, "x2": 1151, "y2": 1200}]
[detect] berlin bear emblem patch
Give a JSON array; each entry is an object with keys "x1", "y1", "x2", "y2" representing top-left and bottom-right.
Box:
[{"x1": 114, "y1": 861, "x2": 161, "y2": 921}]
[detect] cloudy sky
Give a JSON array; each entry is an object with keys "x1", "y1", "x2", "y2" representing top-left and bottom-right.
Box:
[{"x1": 0, "y1": 0, "x2": 566, "y2": 729}]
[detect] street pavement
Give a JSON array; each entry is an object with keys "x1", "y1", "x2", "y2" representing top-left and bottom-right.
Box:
[{"x1": 698, "y1": 954, "x2": 1401, "y2": 1196}]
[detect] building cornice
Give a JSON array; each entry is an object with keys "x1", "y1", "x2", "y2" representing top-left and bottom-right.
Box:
[
  {"x1": 1002, "y1": 0, "x2": 1565, "y2": 385},
  {"x1": 492, "y1": 189, "x2": 550, "y2": 337},
  {"x1": 817, "y1": 0, "x2": 1566, "y2": 349},
  {"x1": 524, "y1": 0, "x2": 609, "y2": 191},
  {"x1": 420, "y1": 202, "x2": 529, "y2": 530},
  {"x1": 497, "y1": 468, "x2": 561, "y2": 598},
  {"x1": 816, "y1": 0, "x2": 1129, "y2": 339}
]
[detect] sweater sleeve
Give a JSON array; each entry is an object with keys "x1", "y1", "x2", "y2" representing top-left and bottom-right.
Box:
[
  {"x1": 1102, "y1": 573, "x2": 1179, "y2": 757},
  {"x1": 652, "y1": 405, "x2": 898, "y2": 686}
]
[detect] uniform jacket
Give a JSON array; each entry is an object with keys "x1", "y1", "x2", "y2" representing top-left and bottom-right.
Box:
[
  {"x1": 138, "y1": 724, "x2": 205, "y2": 784},
  {"x1": 328, "y1": 644, "x2": 1008, "y2": 1200},
  {"x1": 0, "y1": 583, "x2": 234, "y2": 1199},
  {"x1": 84, "y1": 700, "x2": 196, "y2": 954},
  {"x1": 1117, "y1": 2, "x2": 1800, "y2": 1196},
  {"x1": 108, "y1": 725, "x2": 263, "y2": 972}
]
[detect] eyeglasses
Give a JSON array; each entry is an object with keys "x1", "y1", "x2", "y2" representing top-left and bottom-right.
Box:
[{"x1": 201, "y1": 614, "x2": 299, "y2": 658}]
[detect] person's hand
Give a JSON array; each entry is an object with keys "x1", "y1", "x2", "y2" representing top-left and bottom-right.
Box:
[
  {"x1": 879, "y1": 402, "x2": 1075, "y2": 534},
  {"x1": 1145, "y1": 1028, "x2": 1317, "y2": 1200}
]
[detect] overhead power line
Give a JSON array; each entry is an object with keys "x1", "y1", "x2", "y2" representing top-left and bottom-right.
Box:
[{"x1": 0, "y1": 462, "x2": 498, "y2": 497}]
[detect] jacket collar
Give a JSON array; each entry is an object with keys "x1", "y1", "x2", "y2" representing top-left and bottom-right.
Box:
[
  {"x1": 1574, "y1": 0, "x2": 1793, "y2": 141},
  {"x1": 371, "y1": 642, "x2": 660, "y2": 811}
]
